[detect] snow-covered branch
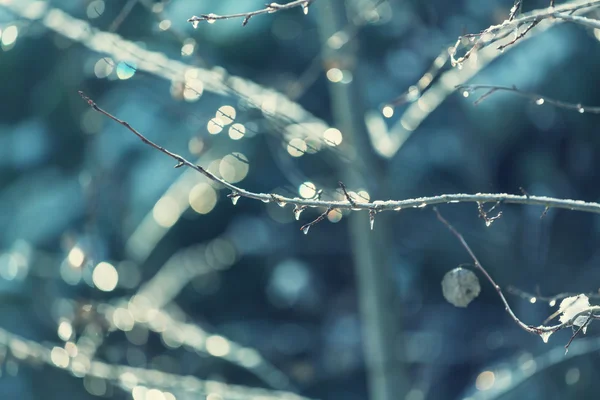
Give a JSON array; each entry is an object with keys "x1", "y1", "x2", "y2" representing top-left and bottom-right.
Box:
[
  {"x1": 80, "y1": 91, "x2": 600, "y2": 233},
  {"x1": 188, "y1": 0, "x2": 314, "y2": 27},
  {"x1": 450, "y1": 0, "x2": 600, "y2": 66}
]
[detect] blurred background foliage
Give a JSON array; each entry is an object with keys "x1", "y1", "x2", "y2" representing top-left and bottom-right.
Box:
[{"x1": 1, "y1": 0, "x2": 600, "y2": 399}]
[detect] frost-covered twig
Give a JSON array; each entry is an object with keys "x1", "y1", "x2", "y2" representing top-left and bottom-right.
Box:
[
  {"x1": 188, "y1": 0, "x2": 314, "y2": 27},
  {"x1": 450, "y1": 0, "x2": 600, "y2": 66},
  {"x1": 79, "y1": 92, "x2": 600, "y2": 230},
  {"x1": 457, "y1": 84, "x2": 600, "y2": 114},
  {"x1": 375, "y1": 1, "x2": 572, "y2": 158}
]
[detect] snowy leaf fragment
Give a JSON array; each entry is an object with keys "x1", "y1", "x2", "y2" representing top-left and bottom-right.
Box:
[{"x1": 558, "y1": 294, "x2": 591, "y2": 328}]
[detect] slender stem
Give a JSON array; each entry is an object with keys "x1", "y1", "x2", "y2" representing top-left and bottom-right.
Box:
[
  {"x1": 434, "y1": 207, "x2": 535, "y2": 333},
  {"x1": 458, "y1": 84, "x2": 600, "y2": 114},
  {"x1": 188, "y1": 0, "x2": 313, "y2": 26},
  {"x1": 565, "y1": 315, "x2": 593, "y2": 352},
  {"x1": 434, "y1": 207, "x2": 600, "y2": 337},
  {"x1": 507, "y1": 286, "x2": 600, "y2": 303}
]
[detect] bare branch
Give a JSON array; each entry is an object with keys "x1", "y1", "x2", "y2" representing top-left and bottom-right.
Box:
[
  {"x1": 496, "y1": 20, "x2": 540, "y2": 52},
  {"x1": 477, "y1": 201, "x2": 502, "y2": 227},
  {"x1": 457, "y1": 84, "x2": 600, "y2": 114},
  {"x1": 507, "y1": 286, "x2": 600, "y2": 305},
  {"x1": 338, "y1": 181, "x2": 356, "y2": 208},
  {"x1": 434, "y1": 207, "x2": 600, "y2": 341},
  {"x1": 565, "y1": 315, "x2": 593, "y2": 353},
  {"x1": 188, "y1": 0, "x2": 314, "y2": 27},
  {"x1": 434, "y1": 207, "x2": 535, "y2": 333}
]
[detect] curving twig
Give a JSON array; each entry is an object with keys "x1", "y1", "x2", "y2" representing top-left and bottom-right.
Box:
[
  {"x1": 188, "y1": 0, "x2": 314, "y2": 27},
  {"x1": 434, "y1": 207, "x2": 600, "y2": 342},
  {"x1": 457, "y1": 84, "x2": 600, "y2": 114}
]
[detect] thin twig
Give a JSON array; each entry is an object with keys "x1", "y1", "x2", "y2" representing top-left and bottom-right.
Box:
[
  {"x1": 507, "y1": 286, "x2": 600, "y2": 304},
  {"x1": 509, "y1": 0, "x2": 524, "y2": 21},
  {"x1": 477, "y1": 201, "x2": 503, "y2": 227},
  {"x1": 497, "y1": 20, "x2": 540, "y2": 52},
  {"x1": 458, "y1": 84, "x2": 600, "y2": 114},
  {"x1": 565, "y1": 315, "x2": 593, "y2": 353},
  {"x1": 434, "y1": 207, "x2": 535, "y2": 333},
  {"x1": 338, "y1": 181, "x2": 356, "y2": 208},
  {"x1": 299, "y1": 207, "x2": 333, "y2": 234},
  {"x1": 434, "y1": 207, "x2": 600, "y2": 338},
  {"x1": 188, "y1": 0, "x2": 314, "y2": 27}
]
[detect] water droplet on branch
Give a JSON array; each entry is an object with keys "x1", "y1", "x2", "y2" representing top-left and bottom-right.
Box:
[{"x1": 540, "y1": 330, "x2": 552, "y2": 343}]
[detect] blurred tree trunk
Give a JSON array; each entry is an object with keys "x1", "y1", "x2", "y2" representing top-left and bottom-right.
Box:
[{"x1": 315, "y1": 1, "x2": 408, "y2": 399}]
